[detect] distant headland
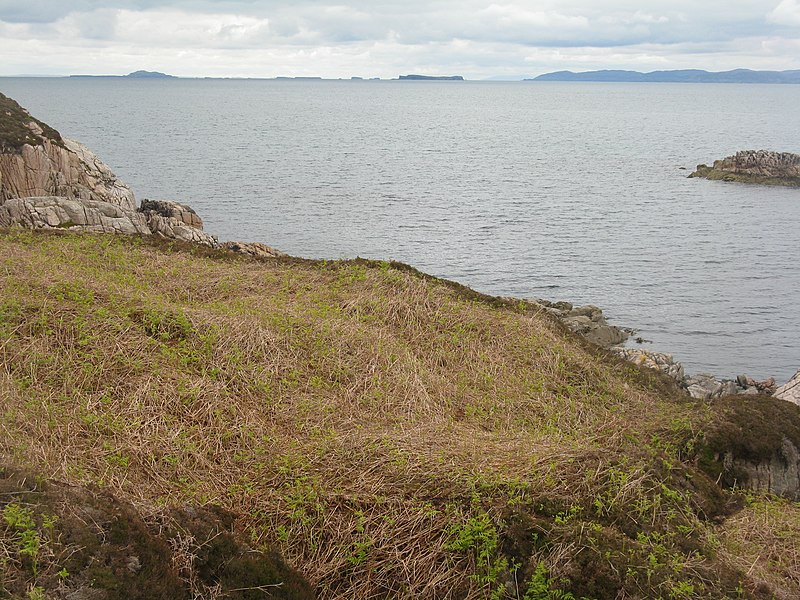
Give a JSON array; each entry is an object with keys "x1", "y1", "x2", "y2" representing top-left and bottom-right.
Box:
[{"x1": 528, "y1": 69, "x2": 800, "y2": 83}]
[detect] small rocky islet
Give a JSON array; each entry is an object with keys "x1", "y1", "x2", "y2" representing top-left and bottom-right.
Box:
[
  {"x1": 3, "y1": 90, "x2": 800, "y2": 599},
  {"x1": 689, "y1": 149, "x2": 800, "y2": 187}
]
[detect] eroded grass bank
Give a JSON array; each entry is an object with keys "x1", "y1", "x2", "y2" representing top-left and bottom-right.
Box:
[{"x1": 1, "y1": 230, "x2": 798, "y2": 599}]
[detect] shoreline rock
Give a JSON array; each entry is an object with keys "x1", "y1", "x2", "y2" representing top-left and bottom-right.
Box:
[
  {"x1": 536, "y1": 297, "x2": 786, "y2": 400},
  {"x1": 689, "y1": 149, "x2": 800, "y2": 187},
  {"x1": 0, "y1": 91, "x2": 280, "y2": 259}
]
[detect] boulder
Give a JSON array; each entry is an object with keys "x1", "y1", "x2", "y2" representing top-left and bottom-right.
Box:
[
  {"x1": 223, "y1": 240, "x2": 287, "y2": 258},
  {"x1": 612, "y1": 348, "x2": 685, "y2": 382},
  {"x1": 775, "y1": 370, "x2": 800, "y2": 406},
  {"x1": 558, "y1": 303, "x2": 630, "y2": 349},
  {"x1": 139, "y1": 199, "x2": 219, "y2": 248}
]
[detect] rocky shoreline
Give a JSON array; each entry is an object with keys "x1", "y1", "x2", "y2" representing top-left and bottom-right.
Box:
[
  {"x1": 530, "y1": 298, "x2": 799, "y2": 402},
  {"x1": 2, "y1": 90, "x2": 798, "y2": 406}
]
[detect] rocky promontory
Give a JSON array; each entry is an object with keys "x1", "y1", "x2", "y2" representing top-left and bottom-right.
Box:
[
  {"x1": 0, "y1": 92, "x2": 282, "y2": 256},
  {"x1": 689, "y1": 150, "x2": 800, "y2": 187}
]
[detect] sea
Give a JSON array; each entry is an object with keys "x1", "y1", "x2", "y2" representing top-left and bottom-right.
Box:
[{"x1": 1, "y1": 77, "x2": 798, "y2": 382}]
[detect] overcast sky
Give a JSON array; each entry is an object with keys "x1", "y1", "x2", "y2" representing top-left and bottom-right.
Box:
[{"x1": 1, "y1": 1, "x2": 799, "y2": 78}]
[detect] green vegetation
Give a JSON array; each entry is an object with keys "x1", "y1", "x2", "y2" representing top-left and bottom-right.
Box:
[
  {"x1": 0, "y1": 93, "x2": 64, "y2": 153},
  {"x1": 1, "y1": 229, "x2": 798, "y2": 599}
]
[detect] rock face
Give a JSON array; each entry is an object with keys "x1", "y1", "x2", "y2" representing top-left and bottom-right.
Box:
[
  {"x1": 0, "y1": 92, "x2": 240, "y2": 252},
  {"x1": 689, "y1": 150, "x2": 800, "y2": 186},
  {"x1": 775, "y1": 370, "x2": 800, "y2": 406},
  {"x1": 701, "y1": 397, "x2": 800, "y2": 501}
]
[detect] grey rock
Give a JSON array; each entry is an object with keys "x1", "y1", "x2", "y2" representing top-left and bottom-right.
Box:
[
  {"x1": 723, "y1": 437, "x2": 800, "y2": 500},
  {"x1": 0, "y1": 196, "x2": 149, "y2": 235},
  {"x1": 223, "y1": 240, "x2": 287, "y2": 258},
  {"x1": 610, "y1": 348, "x2": 685, "y2": 383},
  {"x1": 774, "y1": 370, "x2": 800, "y2": 406}
]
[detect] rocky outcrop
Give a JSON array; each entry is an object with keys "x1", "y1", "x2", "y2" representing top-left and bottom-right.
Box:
[
  {"x1": 0, "y1": 92, "x2": 274, "y2": 254},
  {"x1": 701, "y1": 396, "x2": 800, "y2": 501},
  {"x1": 536, "y1": 294, "x2": 782, "y2": 399},
  {"x1": 140, "y1": 198, "x2": 219, "y2": 247},
  {"x1": 222, "y1": 240, "x2": 287, "y2": 258},
  {"x1": 0, "y1": 133, "x2": 138, "y2": 209},
  {"x1": 611, "y1": 348, "x2": 685, "y2": 382},
  {"x1": 689, "y1": 150, "x2": 800, "y2": 187},
  {"x1": 532, "y1": 299, "x2": 632, "y2": 348},
  {"x1": 775, "y1": 370, "x2": 800, "y2": 406}
]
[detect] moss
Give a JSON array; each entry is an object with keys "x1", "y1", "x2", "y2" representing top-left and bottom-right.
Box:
[
  {"x1": 0, "y1": 93, "x2": 64, "y2": 153},
  {"x1": 703, "y1": 396, "x2": 800, "y2": 463},
  {"x1": 0, "y1": 466, "x2": 313, "y2": 600}
]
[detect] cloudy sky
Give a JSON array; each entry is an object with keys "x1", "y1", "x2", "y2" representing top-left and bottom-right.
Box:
[{"x1": 1, "y1": 0, "x2": 799, "y2": 78}]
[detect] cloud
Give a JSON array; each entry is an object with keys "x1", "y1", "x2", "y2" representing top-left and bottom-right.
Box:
[
  {"x1": 769, "y1": 0, "x2": 800, "y2": 25},
  {"x1": 0, "y1": 1, "x2": 798, "y2": 78}
]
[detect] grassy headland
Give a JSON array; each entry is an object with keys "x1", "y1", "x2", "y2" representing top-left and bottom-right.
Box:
[{"x1": 1, "y1": 229, "x2": 798, "y2": 599}]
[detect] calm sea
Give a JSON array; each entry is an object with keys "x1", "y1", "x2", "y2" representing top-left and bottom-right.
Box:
[{"x1": 2, "y1": 77, "x2": 798, "y2": 382}]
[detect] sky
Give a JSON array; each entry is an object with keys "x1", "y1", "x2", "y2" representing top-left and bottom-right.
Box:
[{"x1": 1, "y1": 1, "x2": 799, "y2": 79}]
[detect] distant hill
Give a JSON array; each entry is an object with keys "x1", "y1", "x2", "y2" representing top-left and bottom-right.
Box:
[
  {"x1": 125, "y1": 70, "x2": 176, "y2": 79},
  {"x1": 529, "y1": 69, "x2": 800, "y2": 83}
]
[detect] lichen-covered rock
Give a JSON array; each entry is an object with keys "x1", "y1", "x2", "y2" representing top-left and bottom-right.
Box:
[
  {"x1": 0, "y1": 196, "x2": 150, "y2": 234},
  {"x1": 532, "y1": 299, "x2": 631, "y2": 348},
  {"x1": 139, "y1": 199, "x2": 204, "y2": 229},
  {"x1": 223, "y1": 240, "x2": 287, "y2": 258},
  {"x1": 775, "y1": 370, "x2": 800, "y2": 406},
  {"x1": 611, "y1": 348, "x2": 685, "y2": 382},
  {"x1": 139, "y1": 199, "x2": 219, "y2": 248},
  {"x1": 689, "y1": 150, "x2": 800, "y2": 186}
]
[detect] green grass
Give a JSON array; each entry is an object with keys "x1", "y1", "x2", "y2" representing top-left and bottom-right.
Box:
[{"x1": 0, "y1": 229, "x2": 797, "y2": 599}]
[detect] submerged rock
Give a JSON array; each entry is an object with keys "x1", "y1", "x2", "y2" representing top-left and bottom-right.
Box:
[{"x1": 689, "y1": 150, "x2": 800, "y2": 187}]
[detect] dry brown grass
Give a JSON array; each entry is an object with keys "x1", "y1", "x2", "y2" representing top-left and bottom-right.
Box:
[
  {"x1": 1, "y1": 229, "x2": 796, "y2": 599},
  {"x1": 717, "y1": 497, "x2": 800, "y2": 600}
]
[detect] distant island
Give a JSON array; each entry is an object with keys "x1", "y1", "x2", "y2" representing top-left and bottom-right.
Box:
[
  {"x1": 528, "y1": 69, "x2": 800, "y2": 84},
  {"x1": 125, "y1": 70, "x2": 176, "y2": 79},
  {"x1": 70, "y1": 70, "x2": 177, "y2": 79},
  {"x1": 398, "y1": 74, "x2": 464, "y2": 81}
]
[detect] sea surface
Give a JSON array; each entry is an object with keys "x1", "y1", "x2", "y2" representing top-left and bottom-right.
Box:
[{"x1": 2, "y1": 77, "x2": 799, "y2": 382}]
